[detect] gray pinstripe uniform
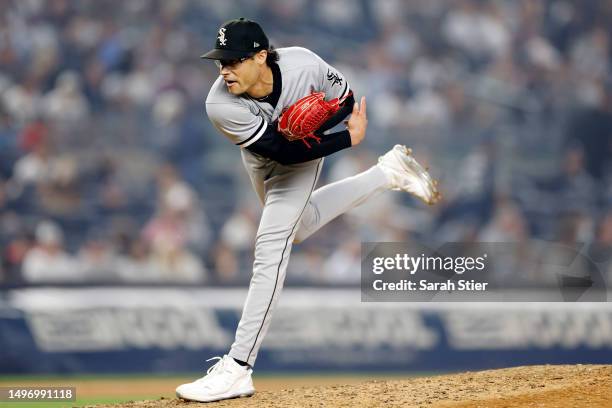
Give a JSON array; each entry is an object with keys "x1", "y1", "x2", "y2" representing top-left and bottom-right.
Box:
[{"x1": 206, "y1": 47, "x2": 388, "y2": 365}]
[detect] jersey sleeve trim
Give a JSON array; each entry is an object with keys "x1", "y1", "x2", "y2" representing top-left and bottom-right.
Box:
[
  {"x1": 237, "y1": 117, "x2": 267, "y2": 147},
  {"x1": 340, "y1": 81, "x2": 350, "y2": 99}
]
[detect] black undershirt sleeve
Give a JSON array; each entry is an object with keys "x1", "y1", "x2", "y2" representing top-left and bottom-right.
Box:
[
  {"x1": 245, "y1": 124, "x2": 352, "y2": 165},
  {"x1": 315, "y1": 92, "x2": 355, "y2": 136}
]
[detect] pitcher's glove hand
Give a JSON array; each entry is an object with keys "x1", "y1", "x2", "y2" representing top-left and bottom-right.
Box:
[{"x1": 278, "y1": 91, "x2": 351, "y2": 148}]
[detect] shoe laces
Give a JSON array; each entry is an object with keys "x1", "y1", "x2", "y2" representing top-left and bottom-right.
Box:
[
  {"x1": 200, "y1": 355, "x2": 244, "y2": 390},
  {"x1": 194, "y1": 356, "x2": 226, "y2": 384},
  {"x1": 206, "y1": 356, "x2": 225, "y2": 375}
]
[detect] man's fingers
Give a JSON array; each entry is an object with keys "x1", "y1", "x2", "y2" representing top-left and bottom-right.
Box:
[
  {"x1": 352, "y1": 102, "x2": 359, "y2": 115},
  {"x1": 360, "y1": 96, "x2": 366, "y2": 116}
]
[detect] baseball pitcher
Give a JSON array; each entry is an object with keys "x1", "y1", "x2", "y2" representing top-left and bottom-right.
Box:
[{"x1": 176, "y1": 18, "x2": 440, "y2": 402}]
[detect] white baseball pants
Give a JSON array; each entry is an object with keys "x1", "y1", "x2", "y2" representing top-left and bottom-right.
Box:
[{"x1": 229, "y1": 150, "x2": 387, "y2": 365}]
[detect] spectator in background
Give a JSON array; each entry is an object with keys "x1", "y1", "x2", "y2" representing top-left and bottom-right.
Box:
[
  {"x1": 143, "y1": 205, "x2": 208, "y2": 283},
  {"x1": 9, "y1": 123, "x2": 81, "y2": 216},
  {"x1": 94, "y1": 156, "x2": 131, "y2": 214},
  {"x1": 564, "y1": 81, "x2": 612, "y2": 187},
  {"x1": 42, "y1": 71, "x2": 90, "y2": 123},
  {"x1": 442, "y1": 0, "x2": 510, "y2": 65},
  {"x1": 37, "y1": 153, "x2": 82, "y2": 216},
  {"x1": 288, "y1": 244, "x2": 326, "y2": 284},
  {"x1": 1, "y1": 75, "x2": 43, "y2": 124},
  {"x1": 11, "y1": 141, "x2": 52, "y2": 188},
  {"x1": 479, "y1": 197, "x2": 529, "y2": 242},
  {"x1": 570, "y1": 26, "x2": 610, "y2": 82},
  {"x1": 76, "y1": 230, "x2": 120, "y2": 281},
  {"x1": 532, "y1": 146, "x2": 598, "y2": 217},
  {"x1": 142, "y1": 164, "x2": 209, "y2": 283},
  {"x1": 150, "y1": 88, "x2": 187, "y2": 157},
  {"x1": 21, "y1": 220, "x2": 78, "y2": 282},
  {"x1": 215, "y1": 205, "x2": 258, "y2": 282},
  {"x1": 211, "y1": 241, "x2": 240, "y2": 283},
  {"x1": 18, "y1": 118, "x2": 49, "y2": 153},
  {"x1": 2, "y1": 233, "x2": 32, "y2": 283},
  {"x1": 116, "y1": 237, "x2": 155, "y2": 282},
  {"x1": 597, "y1": 213, "x2": 612, "y2": 247},
  {"x1": 150, "y1": 163, "x2": 211, "y2": 253},
  {"x1": 556, "y1": 147, "x2": 597, "y2": 213},
  {"x1": 434, "y1": 141, "x2": 495, "y2": 241},
  {"x1": 321, "y1": 239, "x2": 361, "y2": 284},
  {"x1": 0, "y1": 106, "x2": 19, "y2": 178},
  {"x1": 148, "y1": 239, "x2": 208, "y2": 283},
  {"x1": 555, "y1": 212, "x2": 594, "y2": 245}
]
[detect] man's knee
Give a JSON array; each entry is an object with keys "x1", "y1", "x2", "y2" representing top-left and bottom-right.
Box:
[
  {"x1": 294, "y1": 204, "x2": 317, "y2": 244},
  {"x1": 293, "y1": 223, "x2": 311, "y2": 244}
]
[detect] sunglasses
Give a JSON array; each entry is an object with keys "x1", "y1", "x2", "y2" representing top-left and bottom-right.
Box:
[{"x1": 214, "y1": 55, "x2": 254, "y2": 69}]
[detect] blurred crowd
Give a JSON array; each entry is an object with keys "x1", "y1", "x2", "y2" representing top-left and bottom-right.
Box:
[{"x1": 0, "y1": 0, "x2": 611, "y2": 285}]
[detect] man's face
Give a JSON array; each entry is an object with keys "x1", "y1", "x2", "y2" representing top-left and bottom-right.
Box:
[{"x1": 217, "y1": 51, "x2": 265, "y2": 95}]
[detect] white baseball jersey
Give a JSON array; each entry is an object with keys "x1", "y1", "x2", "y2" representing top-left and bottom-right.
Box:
[{"x1": 206, "y1": 47, "x2": 350, "y2": 148}]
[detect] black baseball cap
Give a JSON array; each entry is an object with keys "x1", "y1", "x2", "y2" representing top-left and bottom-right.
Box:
[{"x1": 200, "y1": 18, "x2": 269, "y2": 60}]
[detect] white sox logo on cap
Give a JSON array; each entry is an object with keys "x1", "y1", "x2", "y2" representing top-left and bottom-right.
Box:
[
  {"x1": 201, "y1": 18, "x2": 269, "y2": 60},
  {"x1": 218, "y1": 27, "x2": 227, "y2": 46}
]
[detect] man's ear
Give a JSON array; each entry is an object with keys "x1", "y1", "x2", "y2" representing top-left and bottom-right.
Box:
[{"x1": 255, "y1": 50, "x2": 267, "y2": 65}]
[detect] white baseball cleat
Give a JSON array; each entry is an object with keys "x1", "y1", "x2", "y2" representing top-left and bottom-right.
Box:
[
  {"x1": 378, "y1": 144, "x2": 441, "y2": 205},
  {"x1": 175, "y1": 355, "x2": 255, "y2": 402}
]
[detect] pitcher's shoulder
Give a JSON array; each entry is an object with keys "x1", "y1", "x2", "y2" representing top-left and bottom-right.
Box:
[
  {"x1": 206, "y1": 76, "x2": 237, "y2": 105},
  {"x1": 276, "y1": 47, "x2": 320, "y2": 70}
]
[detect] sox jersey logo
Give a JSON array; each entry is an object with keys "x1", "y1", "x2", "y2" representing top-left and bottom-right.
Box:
[
  {"x1": 218, "y1": 28, "x2": 227, "y2": 46},
  {"x1": 326, "y1": 69, "x2": 343, "y2": 87}
]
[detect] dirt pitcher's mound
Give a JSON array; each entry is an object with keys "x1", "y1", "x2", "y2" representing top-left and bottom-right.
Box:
[{"x1": 91, "y1": 364, "x2": 612, "y2": 408}]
